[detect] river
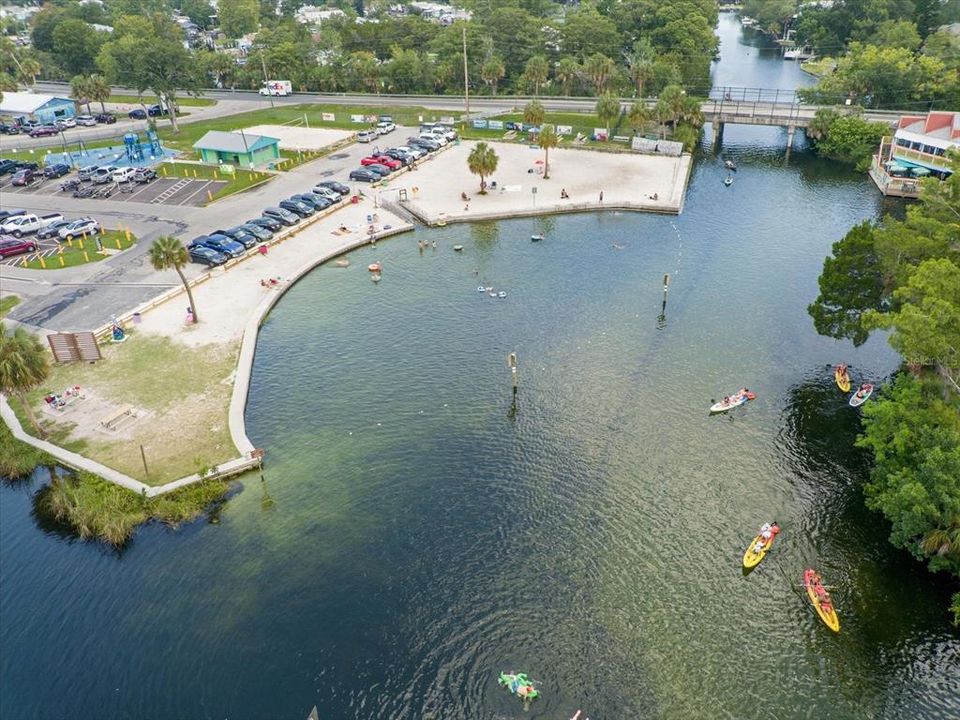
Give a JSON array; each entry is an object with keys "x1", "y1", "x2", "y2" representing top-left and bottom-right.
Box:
[{"x1": 2, "y1": 13, "x2": 958, "y2": 720}]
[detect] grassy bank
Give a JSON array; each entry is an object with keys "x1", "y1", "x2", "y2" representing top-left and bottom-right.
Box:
[
  {"x1": 12, "y1": 335, "x2": 240, "y2": 485},
  {"x1": 37, "y1": 470, "x2": 229, "y2": 546},
  {"x1": 0, "y1": 420, "x2": 53, "y2": 479},
  {"x1": 158, "y1": 161, "x2": 270, "y2": 200},
  {"x1": 459, "y1": 110, "x2": 648, "y2": 150}
]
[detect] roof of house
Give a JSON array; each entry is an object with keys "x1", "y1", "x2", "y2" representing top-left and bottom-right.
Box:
[
  {"x1": 0, "y1": 91, "x2": 72, "y2": 115},
  {"x1": 896, "y1": 112, "x2": 960, "y2": 142},
  {"x1": 192, "y1": 130, "x2": 279, "y2": 154}
]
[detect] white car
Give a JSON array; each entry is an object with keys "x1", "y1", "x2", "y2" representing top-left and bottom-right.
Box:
[
  {"x1": 377, "y1": 121, "x2": 396, "y2": 135},
  {"x1": 112, "y1": 167, "x2": 136, "y2": 183},
  {"x1": 55, "y1": 117, "x2": 76, "y2": 129},
  {"x1": 58, "y1": 217, "x2": 101, "y2": 241},
  {"x1": 420, "y1": 132, "x2": 447, "y2": 146},
  {"x1": 393, "y1": 146, "x2": 424, "y2": 160},
  {"x1": 75, "y1": 115, "x2": 97, "y2": 127},
  {"x1": 311, "y1": 185, "x2": 341, "y2": 202},
  {"x1": 357, "y1": 129, "x2": 378, "y2": 143},
  {"x1": 428, "y1": 125, "x2": 457, "y2": 141}
]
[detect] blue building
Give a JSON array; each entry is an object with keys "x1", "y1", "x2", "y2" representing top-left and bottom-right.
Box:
[{"x1": 0, "y1": 91, "x2": 76, "y2": 125}]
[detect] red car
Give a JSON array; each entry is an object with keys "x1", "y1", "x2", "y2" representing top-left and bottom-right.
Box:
[
  {"x1": 360, "y1": 155, "x2": 401, "y2": 170},
  {"x1": 0, "y1": 236, "x2": 38, "y2": 258}
]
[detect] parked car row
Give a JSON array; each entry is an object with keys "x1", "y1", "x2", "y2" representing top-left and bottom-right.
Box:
[
  {"x1": 347, "y1": 134, "x2": 452, "y2": 183},
  {"x1": 0, "y1": 212, "x2": 101, "y2": 258},
  {"x1": 0, "y1": 112, "x2": 118, "y2": 138},
  {"x1": 128, "y1": 104, "x2": 172, "y2": 120},
  {"x1": 187, "y1": 180, "x2": 352, "y2": 266}
]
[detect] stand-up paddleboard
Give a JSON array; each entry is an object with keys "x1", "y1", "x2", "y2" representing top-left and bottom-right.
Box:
[
  {"x1": 849, "y1": 383, "x2": 873, "y2": 407},
  {"x1": 710, "y1": 389, "x2": 756, "y2": 413}
]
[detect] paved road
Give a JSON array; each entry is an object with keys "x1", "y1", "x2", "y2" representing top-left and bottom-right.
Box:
[{"x1": 0, "y1": 127, "x2": 421, "y2": 333}]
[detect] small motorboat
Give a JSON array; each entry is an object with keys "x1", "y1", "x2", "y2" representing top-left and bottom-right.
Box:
[
  {"x1": 710, "y1": 389, "x2": 755, "y2": 413},
  {"x1": 742, "y1": 523, "x2": 780, "y2": 570},
  {"x1": 531, "y1": 234, "x2": 544, "y2": 242},
  {"x1": 334, "y1": 258, "x2": 350, "y2": 268},
  {"x1": 834, "y1": 365, "x2": 851, "y2": 393},
  {"x1": 371, "y1": 273, "x2": 381, "y2": 283},
  {"x1": 724, "y1": 159, "x2": 737, "y2": 171},
  {"x1": 488, "y1": 290, "x2": 497, "y2": 297},
  {"x1": 723, "y1": 175, "x2": 734, "y2": 187},
  {"x1": 849, "y1": 383, "x2": 874, "y2": 407},
  {"x1": 804, "y1": 569, "x2": 840, "y2": 632},
  {"x1": 477, "y1": 286, "x2": 487, "y2": 293},
  {"x1": 498, "y1": 672, "x2": 539, "y2": 702},
  {"x1": 453, "y1": 245, "x2": 464, "y2": 252},
  {"x1": 497, "y1": 291, "x2": 507, "y2": 298},
  {"x1": 367, "y1": 262, "x2": 381, "y2": 272}
]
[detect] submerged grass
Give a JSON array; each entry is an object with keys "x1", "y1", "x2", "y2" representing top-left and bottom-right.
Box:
[{"x1": 37, "y1": 470, "x2": 230, "y2": 546}]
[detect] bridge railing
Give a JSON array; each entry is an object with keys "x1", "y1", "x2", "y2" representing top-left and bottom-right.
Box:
[
  {"x1": 708, "y1": 86, "x2": 801, "y2": 104},
  {"x1": 702, "y1": 97, "x2": 809, "y2": 125}
]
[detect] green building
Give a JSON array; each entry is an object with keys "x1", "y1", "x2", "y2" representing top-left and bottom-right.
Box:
[{"x1": 192, "y1": 130, "x2": 281, "y2": 167}]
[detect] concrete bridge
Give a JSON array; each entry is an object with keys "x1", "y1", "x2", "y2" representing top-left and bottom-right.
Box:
[{"x1": 703, "y1": 86, "x2": 903, "y2": 148}]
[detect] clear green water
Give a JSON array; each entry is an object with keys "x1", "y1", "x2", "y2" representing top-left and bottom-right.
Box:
[{"x1": 2, "y1": 15, "x2": 958, "y2": 720}]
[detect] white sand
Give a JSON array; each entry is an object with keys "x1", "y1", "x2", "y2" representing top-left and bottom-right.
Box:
[
  {"x1": 379, "y1": 140, "x2": 690, "y2": 223},
  {"x1": 243, "y1": 124, "x2": 355, "y2": 151}
]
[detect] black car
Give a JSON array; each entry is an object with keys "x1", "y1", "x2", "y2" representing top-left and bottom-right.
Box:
[
  {"x1": 0, "y1": 159, "x2": 16, "y2": 176},
  {"x1": 128, "y1": 108, "x2": 147, "y2": 120},
  {"x1": 96, "y1": 113, "x2": 116, "y2": 124},
  {"x1": 349, "y1": 168, "x2": 380, "y2": 183},
  {"x1": 381, "y1": 149, "x2": 413, "y2": 166},
  {"x1": 292, "y1": 193, "x2": 331, "y2": 211},
  {"x1": 364, "y1": 163, "x2": 391, "y2": 177},
  {"x1": 0, "y1": 123, "x2": 19, "y2": 135},
  {"x1": 316, "y1": 180, "x2": 350, "y2": 196},
  {"x1": 37, "y1": 220, "x2": 72, "y2": 240},
  {"x1": 147, "y1": 104, "x2": 168, "y2": 117},
  {"x1": 191, "y1": 233, "x2": 245, "y2": 258},
  {"x1": 248, "y1": 215, "x2": 283, "y2": 232},
  {"x1": 262, "y1": 207, "x2": 299, "y2": 226},
  {"x1": 216, "y1": 226, "x2": 258, "y2": 249},
  {"x1": 240, "y1": 223, "x2": 273, "y2": 240},
  {"x1": 133, "y1": 167, "x2": 157, "y2": 183},
  {"x1": 29, "y1": 125, "x2": 59, "y2": 138},
  {"x1": 279, "y1": 199, "x2": 314, "y2": 217},
  {"x1": 0, "y1": 210, "x2": 25, "y2": 222},
  {"x1": 44, "y1": 163, "x2": 71, "y2": 179},
  {"x1": 408, "y1": 137, "x2": 440, "y2": 152},
  {"x1": 189, "y1": 244, "x2": 228, "y2": 266},
  {"x1": 13, "y1": 161, "x2": 39, "y2": 172}
]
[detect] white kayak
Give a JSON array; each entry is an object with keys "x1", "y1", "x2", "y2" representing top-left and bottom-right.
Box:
[
  {"x1": 710, "y1": 390, "x2": 756, "y2": 413},
  {"x1": 849, "y1": 384, "x2": 874, "y2": 407}
]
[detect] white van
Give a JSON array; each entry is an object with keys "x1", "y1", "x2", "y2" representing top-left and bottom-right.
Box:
[{"x1": 112, "y1": 167, "x2": 136, "y2": 183}]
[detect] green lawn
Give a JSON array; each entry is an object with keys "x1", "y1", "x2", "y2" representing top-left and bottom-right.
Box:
[
  {"x1": 157, "y1": 161, "x2": 270, "y2": 201},
  {"x1": 108, "y1": 93, "x2": 217, "y2": 107},
  {"x1": 0, "y1": 295, "x2": 20, "y2": 318},
  {"x1": 16, "y1": 230, "x2": 135, "y2": 270},
  {"x1": 460, "y1": 110, "x2": 643, "y2": 149}
]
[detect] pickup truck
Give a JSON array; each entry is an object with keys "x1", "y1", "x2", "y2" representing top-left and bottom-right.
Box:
[{"x1": 0, "y1": 212, "x2": 65, "y2": 238}]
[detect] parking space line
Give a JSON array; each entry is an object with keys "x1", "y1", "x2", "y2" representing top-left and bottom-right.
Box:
[
  {"x1": 177, "y1": 180, "x2": 213, "y2": 207},
  {"x1": 124, "y1": 182, "x2": 157, "y2": 202}
]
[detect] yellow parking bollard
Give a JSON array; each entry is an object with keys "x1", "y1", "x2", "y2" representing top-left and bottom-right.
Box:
[
  {"x1": 161, "y1": 166, "x2": 167, "y2": 176},
  {"x1": 115, "y1": 236, "x2": 122, "y2": 250},
  {"x1": 83, "y1": 251, "x2": 89, "y2": 262},
  {"x1": 21, "y1": 256, "x2": 28, "y2": 267},
  {"x1": 39, "y1": 254, "x2": 46, "y2": 269},
  {"x1": 214, "y1": 170, "x2": 219, "y2": 179},
  {"x1": 67, "y1": 237, "x2": 73, "y2": 248},
  {"x1": 124, "y1": 228, "x2": 131, "y2": 242},
  {"x1": 59, "y1": 255, "x2": 65, "y2": 267},
  {"x1": 207, "y1": 189, "x2": 213, "y2": 202},
  {"x1": 193, "y1": 169, "x2": 197, "y2": 178}
]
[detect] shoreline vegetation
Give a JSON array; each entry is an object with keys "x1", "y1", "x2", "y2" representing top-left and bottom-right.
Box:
[{"x1": 809, "y1": 153, "x2": 960, "y2": 625}]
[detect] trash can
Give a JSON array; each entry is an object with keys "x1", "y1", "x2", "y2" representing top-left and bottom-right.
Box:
[{"x1": 132, "y1": 312, "x2": 141, "y2": 325}]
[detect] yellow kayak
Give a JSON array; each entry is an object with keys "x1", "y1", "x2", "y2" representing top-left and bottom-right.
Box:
[
  {"x1": 804, "y1": 569, "x2": 840, "y2": 632},
  {"x1": 742, "y1": 527, "x2": 779, "y2": 569},
  {"x1": 834, "y1": 366, "x2": 851, "y2": 393}
]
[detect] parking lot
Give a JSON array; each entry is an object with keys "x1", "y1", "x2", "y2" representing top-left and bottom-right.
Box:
[{"x1": 0, "y1": 173, "x2": 227, "y2": 207}]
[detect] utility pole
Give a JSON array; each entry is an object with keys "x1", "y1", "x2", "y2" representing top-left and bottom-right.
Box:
[
  {"x1": 462, "y1": 24, "x2": 470, "y2": 122},
  {"x1": 260, "y1": 52, "x2": 274, "y2": 108}
]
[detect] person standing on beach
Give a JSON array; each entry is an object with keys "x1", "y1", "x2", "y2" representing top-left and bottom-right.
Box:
[{"x1": 599, "y1": 190, "x2": 604, "y2": 203}]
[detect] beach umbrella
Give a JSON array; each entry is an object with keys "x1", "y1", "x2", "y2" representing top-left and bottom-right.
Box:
[{"x1": 910, "y1": 166, "x2": 930, "y2": 177}]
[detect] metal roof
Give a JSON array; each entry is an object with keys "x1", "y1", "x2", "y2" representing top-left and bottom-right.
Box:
[
  {"x1": 193, "y1": 130, "x2": 279, "y2": 154},
  {"x1": 0, "y1": 91, "x2": 72, "y2": 114}
]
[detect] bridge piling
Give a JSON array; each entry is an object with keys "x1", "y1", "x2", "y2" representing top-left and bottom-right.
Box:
[{"x1": 711, "y1": 121, "x2": 725, "y2": 149}]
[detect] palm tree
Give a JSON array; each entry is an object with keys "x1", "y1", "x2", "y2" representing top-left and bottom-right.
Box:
[
  {"x1": 86, "y1": 74, "x2": 111, "y2": 114},
  {"x1": 538, "y1": 124, "x2": 558, "y2": 179},
  {"x1": 480, "y1": 56, "x2": 505, "y2": 96},
  {"x1": 522, "y1": 55, "x2": 549, "y2": 96},
  {"x1": 595, "y1": 93, "x2": 621, "y2": 135},
  {"x1": 555, "y1": 57, "x2": 580, "y2": 96},
  {"x1": 522, "y1": 99, "x2": 545, "y2": 127},
  {"x1": 624, "y1": 39, "x2": 656, "y2": 98},
  {"x1": 628, "y1": 101, "x2": 650, "y2": 134},
  {"x1": 921, "y1": 516, "x2": 960, "y2": 559},
  {"x1": 149, "y1": 236, "x2": 199, "y2": 324},
  {"x1": 17, "y1": 57, "x2": 41, "y2": 87},
  {"x1": 70, "y1": 75, "x2": 91, "y2": 114},
  {"x1": 583, "y1": 53, "x2": 615, "y2": 95},
  {"x1": 0, "y1": 327, "x2": 51, "y2": 438},
  {"x1": 467, "y1": 142, "x2": 499, "y2": 194}
]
